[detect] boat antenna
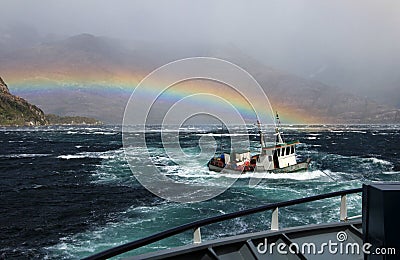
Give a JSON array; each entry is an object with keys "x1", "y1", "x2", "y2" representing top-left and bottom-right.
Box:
[
  {"x1": 220, "y1": 121, "x2": 224, "y2": 152},
  {"x1": 257, "y1": 119, "x2": 265, "y2": 148},
  {"x1": 275, "y1": 112, "x2": 284, "y2": 144}
]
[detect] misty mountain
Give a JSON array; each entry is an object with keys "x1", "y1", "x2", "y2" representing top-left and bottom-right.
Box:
[
  {"x1": 2, "y1": 1, "x2": 400, "y2": 111},
  {"x1": 0, "y1": 24, "x2": 42, "y2": 55},
  {"x1": 237, "y1": 57, "x2": 400, "y2": 124},
  {"x1": 1, "y1": 33, "x2": 399, "y2": 124}
]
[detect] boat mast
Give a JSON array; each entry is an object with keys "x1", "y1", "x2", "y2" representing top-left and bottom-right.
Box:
[
  {"x1": 257, "y1": 120, "x2": 265, "y2": 148},
  {"x1": 220, "y1": 122, "x2": 224, "y2": 152},
  {"x1": 275, "y1": 112, "x2": 284, "y2": 144}
]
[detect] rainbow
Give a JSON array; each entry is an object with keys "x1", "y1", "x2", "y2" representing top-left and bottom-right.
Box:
[
  {"x1": 3, "y1": 71, "x2": 323, "y2": 124},
  {"x1": 132, "y1": 80, "x2": 273, "y2": 123}
]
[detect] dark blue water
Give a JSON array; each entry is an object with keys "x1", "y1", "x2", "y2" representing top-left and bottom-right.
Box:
[{"x1": 0, "y1": 125, "x2": 399, "y2": 259}]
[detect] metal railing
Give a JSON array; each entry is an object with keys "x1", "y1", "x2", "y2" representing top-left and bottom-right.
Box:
[{"x1": 84, "y1": 188, "x2": 362, "y2": 260}]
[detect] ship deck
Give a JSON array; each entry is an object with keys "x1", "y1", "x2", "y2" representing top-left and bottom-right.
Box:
[
  {"x1": 130, "y1": 220, "x2": 363, "y2": 260},
  {"x1": 83, "y1": 188, "x2": 364, "y2": 260}
]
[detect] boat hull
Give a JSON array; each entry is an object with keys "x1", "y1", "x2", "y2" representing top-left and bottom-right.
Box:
[
  {"x1": 208, "y1": 158, "x2": 311, "y2": 174},
  {"x1": 271, "y1": 158, "x2": 311, "y2": 173},
  {"x1": 208, "y1": 163, "x2": 224, "y2": 172}
]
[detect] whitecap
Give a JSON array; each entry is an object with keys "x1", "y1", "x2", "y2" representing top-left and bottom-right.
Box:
[
  {"x1": 364, "y1": 157, "x2": 392, "y2": 166},
  {"x1": 93, "y1": 132, "x2": 115, "y2": 135},
  {"x1": 57, "y1": 154, "x2": 86, "y2": 160},
  {"x1": 58, "y1": 149, "x2": 125, "y2": 160},
  {"x1": 195, "y1": 133, "x2": 255, "y2": 137},
  {"x1": 382, "y1": 171, "x2": 398, "y2": 175},
  {"x1": 350, "y1": 131, "x2": 367, "y2": 134},
  {"x1": 0, "y1": 153, "x2": 51, "y2": 158}
]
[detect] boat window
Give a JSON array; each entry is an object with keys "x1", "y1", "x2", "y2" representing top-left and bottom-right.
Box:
[
  {"x1": 286, "y1": 147, "x2": 290, "y2": 155},
  {"x1": 277, "y1": 149, "x2": 280, "y2": 156},
  {"x1": 268, "y1": 155, "x2": 272, "y2": 161},
  {"x1": 291, "y1": 146, "x2": 295, "y2": 154}
]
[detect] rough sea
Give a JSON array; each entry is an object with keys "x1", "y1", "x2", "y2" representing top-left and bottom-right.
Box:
[{"x1": 0, "y1": 124, "x2": 399, "y2": 259}]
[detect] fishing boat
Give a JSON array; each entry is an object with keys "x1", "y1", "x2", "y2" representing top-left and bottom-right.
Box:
[{"x1": 207, "y1": 113, "x2": 311, "y2": 174}]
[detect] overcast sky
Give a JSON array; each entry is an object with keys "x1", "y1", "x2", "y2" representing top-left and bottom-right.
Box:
[{"x1": 1, "y1": 0, "x2": 400, "y2": 106}]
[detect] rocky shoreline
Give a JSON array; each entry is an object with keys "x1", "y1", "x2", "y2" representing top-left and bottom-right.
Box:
[{"x1": 0, "y1": 76, "x2": 101, "y2": 126}]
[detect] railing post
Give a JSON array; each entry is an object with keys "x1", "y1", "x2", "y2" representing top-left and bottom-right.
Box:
[
  {"x1": 340, "y1": 194, "x2": 347, "y2": 221},
  {"x1": 271, "y1": 207, "x2": 279, "y2": 230},
  {"x1": 193, "y1": 227, "x2": 202, "y2": 244}
]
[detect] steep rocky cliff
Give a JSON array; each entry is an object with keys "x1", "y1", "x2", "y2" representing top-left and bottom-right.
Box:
[
  {"x1": 0, "y1": 77, "x2": 10, "y2": 93},
  {"x1": 0, "y1": 77, "x2": 48, "y2": 126}
]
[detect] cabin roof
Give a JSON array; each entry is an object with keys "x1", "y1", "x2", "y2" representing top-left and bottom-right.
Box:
[
  {"x1": 262, "y1": 140, "x2": 300, "y2": 150},
  {"x1": 223, "y1": 150, "x2": 250, "y2": 154}
]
